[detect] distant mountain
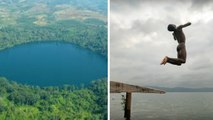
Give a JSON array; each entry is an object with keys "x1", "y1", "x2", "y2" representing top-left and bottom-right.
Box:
[{"x1": 149, "y1": 86, "x2": 213, "y2": 92}]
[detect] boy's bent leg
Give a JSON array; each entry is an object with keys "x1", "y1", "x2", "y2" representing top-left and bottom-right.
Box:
[
  {"x1": 166, "y1": 44, "x2": 186, "y2": 66},
  {"x1": 167, "y1": 57, "x2": 184, "y2": 66}
]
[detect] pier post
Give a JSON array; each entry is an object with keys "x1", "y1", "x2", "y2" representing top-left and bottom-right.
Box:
[
  {"x1": 124, "y1": 92, "x2": 132, "y2": 120},
  {"x1": 110, "y1": 81, "x2": 165, "y2": 119}
]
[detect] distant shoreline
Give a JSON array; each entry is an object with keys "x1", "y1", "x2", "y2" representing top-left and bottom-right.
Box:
[{"x1": 148, "y1": 86, "x2": 213, "y2": 92}]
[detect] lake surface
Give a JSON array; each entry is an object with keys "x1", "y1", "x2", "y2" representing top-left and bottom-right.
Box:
[
  {"x1": 111, "y1": 93, "x2": 213, "y2": 120},
  {"x1": 0, "y1": 42, "x2": 107, "y2": 86}
]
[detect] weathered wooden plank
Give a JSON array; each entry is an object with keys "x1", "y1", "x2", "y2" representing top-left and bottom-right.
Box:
[{"x1": 110, "y1": 81, "x2": 165, "y2": 94}]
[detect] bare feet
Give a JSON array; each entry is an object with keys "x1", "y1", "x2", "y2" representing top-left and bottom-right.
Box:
[{"x1": 160, "y1": 56, "x2": 168, "y2": 65}]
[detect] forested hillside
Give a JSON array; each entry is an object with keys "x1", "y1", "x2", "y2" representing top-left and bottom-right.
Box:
[
  {"x1": 0, "y1": 1, "x2": 108, "y2": 119},
  {"x1": 0, "y1": 77, "x2": 107, "y2": 120},
  {"x1": 0, "y1": 0, "x2": 107, "y2": 56}
]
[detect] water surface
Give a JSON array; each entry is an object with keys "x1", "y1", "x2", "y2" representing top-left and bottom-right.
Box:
[
  {"x1": 111, "y1": 93, "x2": 213, "y2": 120},
  {"x1": 0, "y1": 42, "x2": 107, "y2": 86}
]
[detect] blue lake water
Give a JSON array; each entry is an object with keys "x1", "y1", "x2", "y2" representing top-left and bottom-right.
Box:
[
  {"x1": 0, "y1": 42, "x2": 107, "y2": 86},
  {"x1": 111, "y1": 93, "x2": 213, "y2": 120}
]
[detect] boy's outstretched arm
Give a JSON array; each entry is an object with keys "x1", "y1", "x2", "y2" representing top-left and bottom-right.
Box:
[{"x1": 178, "y1": 22, "x2": 191, "y2": 29}]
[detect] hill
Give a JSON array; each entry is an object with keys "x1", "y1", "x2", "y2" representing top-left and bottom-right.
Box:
[
  {"x1": 149, "y1": 86, "x2": 213, "y2": 92},
  {"x1": 0, "y1": 0, "x2": 107, "y2": 56}
]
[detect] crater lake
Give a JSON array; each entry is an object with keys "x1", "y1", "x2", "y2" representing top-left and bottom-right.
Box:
[{"x1": 0, "y1": 42, "x2": 107, "y2": 86}]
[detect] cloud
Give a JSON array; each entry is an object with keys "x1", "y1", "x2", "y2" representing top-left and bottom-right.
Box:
[
  {"x1": 110, "y1": 0, "x2": 213, "y2": 88},
  {"x1": 190, "y1": 0, "x2": 213, "y2": 9}
]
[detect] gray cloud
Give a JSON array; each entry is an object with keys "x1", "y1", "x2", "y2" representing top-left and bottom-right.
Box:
[
  {"x1": 190, "y1": 0, "x2": 213, "y2": 10},
  {"x1": 110, "y1": 0, "x2": 213, "y2": 88}
]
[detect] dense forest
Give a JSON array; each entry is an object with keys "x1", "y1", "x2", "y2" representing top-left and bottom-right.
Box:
[
  {"x1": 0, "y1": 0, "x2": 107, "y2": 56},
  {"x1": 0, "y1": 77, "x2": 107, "y2": 120},
  {"x1": 0, "y1": 19, "x2": 107, "y2": 56},
  {"x1": 0, "y1": 0, "x2": 108, "y2": 119}
]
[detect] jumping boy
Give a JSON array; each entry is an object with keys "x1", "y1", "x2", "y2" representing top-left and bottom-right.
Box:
[{"x1": 161, "y1": 22, "x2": 191, "y2": 66}]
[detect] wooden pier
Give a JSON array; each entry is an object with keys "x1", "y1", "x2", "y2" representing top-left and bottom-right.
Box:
[{"x1": 110, "y1": 81, "x2": 166, "y2": 120}]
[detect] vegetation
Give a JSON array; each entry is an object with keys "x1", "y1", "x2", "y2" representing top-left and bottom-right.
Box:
[
  {"x1": 121, "y1": 95, "x2": 126, "y2": 110},
  {"x1": 0, "y1": 1, "x2": 108, "y2": 119},
  {"x1": 0, "y1": 19, "x2": 107, "y2": 56},
  {"x1": 0, "y1": 77, "x2": 107, "y2": 120},
  {"x1": 0, "y1": 0, "x2": 107, "y2": 56}
]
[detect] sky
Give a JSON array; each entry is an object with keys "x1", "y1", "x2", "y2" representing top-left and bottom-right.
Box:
[{"x1": 110, "y1": 0, "x2": 213, "y2": 88}]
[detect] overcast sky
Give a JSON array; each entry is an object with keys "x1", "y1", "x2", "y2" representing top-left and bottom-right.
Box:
[{"x1": 110, "y1": 0, "x2": 213, "y2": 88}]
